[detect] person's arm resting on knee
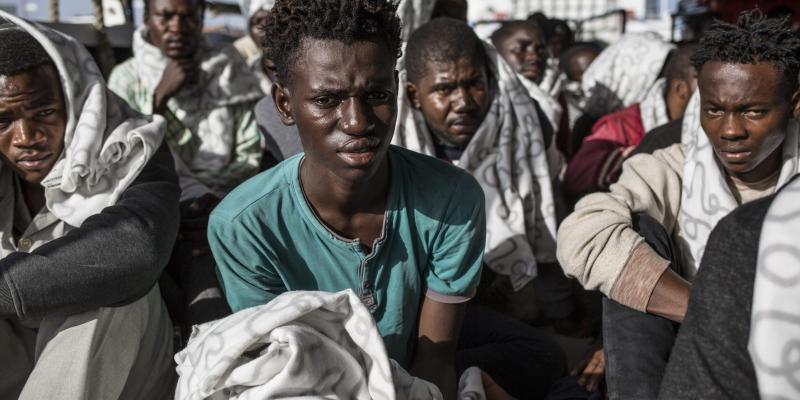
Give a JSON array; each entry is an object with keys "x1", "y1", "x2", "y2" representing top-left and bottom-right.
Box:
[{"x1": 557, "y1": 144, "x2": 690, "y2": 322}]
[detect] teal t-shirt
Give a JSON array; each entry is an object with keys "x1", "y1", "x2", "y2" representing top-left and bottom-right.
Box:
[{"x1": 208, "y1": 146, "x2": 486, "y2": 367}]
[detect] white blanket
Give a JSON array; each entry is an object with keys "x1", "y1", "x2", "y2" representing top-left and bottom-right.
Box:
[
  {"x1": 638, "y1": 78, "x2": 669, "y2": 133},
  {"x1": 0, "y1": 12, "x2": 164, "y2": 227},
  {"x1": 679, "y1": 92, "x2": 800, "y2": 277},
  {"x1": 581, "y1": 32, "x2": 674, "y2": 119},
  {"x1": 519, "y1": 74, "x2": 562, "y2": 131},
  {"x1": 175, "y1": 290, "x2": 486, "y2": 400},
  {"x1": 393, "y1": 42, "x2": 557, "y2": 290},
  {"x1": 749, "y1": 177, "x2": 800, "y2": 399}
]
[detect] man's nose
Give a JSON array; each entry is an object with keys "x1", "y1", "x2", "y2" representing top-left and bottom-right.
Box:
[
  {"x1": 451, "y1": 87, "x2": 478, "y2": 112},
  {"x1": 340, "y1": 97, "x2": 374, "y2": 135},
  {"x1": 11, "y1": 119, "x2": 42, "y2": 147},
  {"x1": 719, "y1": 113, "x2": 747, "y2": 140}
]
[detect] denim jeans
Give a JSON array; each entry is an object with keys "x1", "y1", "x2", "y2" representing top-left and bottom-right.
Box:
[{"x1": 603, "y1": 213, "x2": 683, "y2": 400}]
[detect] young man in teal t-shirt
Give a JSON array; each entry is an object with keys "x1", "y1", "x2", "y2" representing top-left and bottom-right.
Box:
[{"x1": 207, "y1": 1, "x2": 486, "y2": 398}]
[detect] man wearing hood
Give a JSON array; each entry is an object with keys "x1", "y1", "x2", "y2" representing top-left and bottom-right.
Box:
[{"x1": 0, "y1": 14, "x2": 178, "y2": 400}]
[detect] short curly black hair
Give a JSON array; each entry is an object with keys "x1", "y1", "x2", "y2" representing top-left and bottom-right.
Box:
[
  {"x1": 406, "y1": 17, "x2": 485, "y2": 85},
  {"x1": 263, "y1": 0, "x2": 403, "y2": 85},
  {"x1": 691, "y1": 9, "x2": 800, "y2": 90},
  {"x1": 0, "y1": 24, "x2": 53, "y2": 77}
]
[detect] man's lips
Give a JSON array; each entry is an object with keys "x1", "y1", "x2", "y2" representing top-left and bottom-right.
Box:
[
  {"x1": 338, "y1": 137, "x2": 383, "y2": 166},
  {"x1": 718, "y1": 148, "x2": 753, "y2": 163},
  {"x1": 16, "y1": 152, "x2": 52, "y2": 170}
]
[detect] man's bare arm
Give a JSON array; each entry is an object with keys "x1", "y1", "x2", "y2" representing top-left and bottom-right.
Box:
[
  {"x1": 646, "y1": 269, "x2": 691, "y2": 323},
  {"x1": 410, "y1": 296, "x2": 466, "y2": 400}
]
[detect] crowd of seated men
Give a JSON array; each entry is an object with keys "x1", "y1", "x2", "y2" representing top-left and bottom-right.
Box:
[{"x1": 0, "y1": 1, "x2": 799, "y2": 399}]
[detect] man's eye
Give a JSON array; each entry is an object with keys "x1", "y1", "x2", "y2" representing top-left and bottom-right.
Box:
[
  {"x1": 37, "y1": 109, "x2": 55, "y2": 117},
  {"x1": 705, "y1": 108, "x2": 723, "y2": 117},
  {"x1": 366, "y1": 92, "x2": 390, "y2": 102},
  {"x1": 313, "y1": 97, "x2": 338, "y2": 107},
  {"x1": 743, "y1": 110, "x2": 766, "y2": 118}
]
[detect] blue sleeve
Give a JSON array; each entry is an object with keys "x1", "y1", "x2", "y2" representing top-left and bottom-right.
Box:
[
  {"x1": 425, "y1": 175, "x2": 486, "y2": 298},
  {"x1": 208, "y1": 212, "x2": 286, "y2": 312}
]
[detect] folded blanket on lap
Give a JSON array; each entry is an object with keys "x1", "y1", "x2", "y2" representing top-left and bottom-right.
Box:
[{"x1": 175, "y1": 290, "x2": 487, "y2": 400}]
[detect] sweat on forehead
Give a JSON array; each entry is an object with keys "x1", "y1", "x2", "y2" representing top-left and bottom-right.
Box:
[
  {"x1": 405, "y1": 17, "x2": 485, "y2": 84},
  {"x1": 262, "y1": 0, "x2": 402, "y2": 86},
  {"x1": 0, "y1": 25, "x2": 54, "y2": 78}
]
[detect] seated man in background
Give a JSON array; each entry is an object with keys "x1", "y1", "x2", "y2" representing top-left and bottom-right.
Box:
[
  {"x1": 557, "y1": 11, "x2": 800, "y2": 400},
  {"x1": 491, "y1": 19, "x2": 562, "y2": 132},
  {"x1": 235, "y1": 0, "x2": 275, "y2": 93},
  {"x1": 109, "y1": 0, "x2": 264, "y2": 325},
  {"x1": 396, "y1": 17, "x2": 566, "y2": 324},
  {"x1": 563, "y1": 44, "x2": 697, "y2": 198},
  {"x1": 209, "y1": 1, "x2": 483, "y2": 398},
  {"x1": 0, "y1": 14, "x2": 178, "y2": 399},
  {"x1": 558, "y1": 43, "x2": 600, "y2": 158}
]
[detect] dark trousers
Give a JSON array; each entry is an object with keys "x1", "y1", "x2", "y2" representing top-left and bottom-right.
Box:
[
  {"x1": 603, "y1": 213, "x2": 682, "y2": 400},
  {"x1": 457, "y1": 304, "x2": 569, "y2": 399}
]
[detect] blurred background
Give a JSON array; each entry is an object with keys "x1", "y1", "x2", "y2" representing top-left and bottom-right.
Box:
[{"x1": 1, "y1": 0, "x2": 797, "y2": 75}]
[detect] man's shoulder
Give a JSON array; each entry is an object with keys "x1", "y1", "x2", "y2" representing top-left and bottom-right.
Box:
[
  {"x1": 211, "y1": 155, "x2": 300, "y2": 223},
  {"x1": 389, "y1": 146, "x2": 484, "y2": 204}
]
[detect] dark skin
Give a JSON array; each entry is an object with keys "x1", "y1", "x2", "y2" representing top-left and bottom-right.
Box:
[
  {"x1": 493, "y1": 23, "x2": 548, "y2": 84},
  {"x1": 272, "y1": 38, "x2": 464, "y2": 399},
  {"x1": 665, "y1": 72, "x2": 697, "y2": 121},
  {"x1": 562, "y1": 48, "x2": 598, "y2": 83},
  {"x1": 146, "y1": 0, "x2": 203, "y2": 115},
  {"x1": 647, "y1": 61, "x2": 800, "y2": 323},
  {"x1": 406, "y1": 56, "x2": 493, "y2": 150},
  {"x1": 248, "y1": 9, "x2": 270, "y2": 49},
  {"x1": 0, "y1": 65, "x2": 66, "y2": 218}
]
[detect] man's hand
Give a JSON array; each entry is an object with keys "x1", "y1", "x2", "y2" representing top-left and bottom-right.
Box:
[
  {"x1": 179, "y1": 193, "x2": 221, "y2": 256},
  {"x1": 571, "y1": 344, "x2": 605, "y2": 392},
  {"x1": 153, "y1": 58, "x2": 199, "y2": 114},
  {"x1": 481, "y1": 371, "x2": 514, "y2": 400}
]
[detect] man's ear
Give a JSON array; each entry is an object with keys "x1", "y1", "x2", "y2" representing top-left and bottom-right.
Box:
[
  {"x1": 406, "y1": 82, "x2": 422, "y2": 110},
  {"x1": 272, "y1": 83, "x2": 295, "y2": 126},
  {"x1": 792, "y1": 87, "x2": 800, "y2": 119},
  {"x1": 674, "y1": 79, "x2": 692, "y2": 101}
]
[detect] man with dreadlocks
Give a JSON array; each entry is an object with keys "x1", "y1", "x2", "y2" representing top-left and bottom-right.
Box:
[
  {"x1": 557, "y1": 11, "x2": 800, "y2": 399},
  {"x1": 207, "y1": 1, "x2": 485, "y2": 398}
]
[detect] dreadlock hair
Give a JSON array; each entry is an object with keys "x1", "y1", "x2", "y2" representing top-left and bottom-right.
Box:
[
  {"x1": 263, "y1": 0, "x2": 402, "y2": 85},
  {"x1": 406, "y1": 17, "x2": 486, "y2": 85},
  {"x1": 691, "y1": 9, "x2": 800, "y2": 92},
  {"x1": 0, "y1": 24, "x2": 53, "y2": 77}
]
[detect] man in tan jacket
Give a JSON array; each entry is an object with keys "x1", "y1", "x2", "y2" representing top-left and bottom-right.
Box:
[{"x1": 557, "y1": 11, "x2": 800, "y2": 399}]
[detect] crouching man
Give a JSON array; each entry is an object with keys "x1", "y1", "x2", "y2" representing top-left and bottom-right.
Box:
[{"x1": 0, "y1": 14, "x2": 178, "y2": 399}]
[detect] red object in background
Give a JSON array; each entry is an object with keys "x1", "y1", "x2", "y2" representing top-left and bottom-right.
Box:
[{"x1": 705, "y1": 0, "x2": 800, "y2": 24}]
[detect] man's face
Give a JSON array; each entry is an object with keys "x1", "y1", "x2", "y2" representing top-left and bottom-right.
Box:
[
  {"x1": 145, "y1": 0, "x2": 203, "y2": 59},
  {"x1": 564, "y1": 49, "x2": 597, "y2": 83},
  {"x1": 272, "y1": 39, "x2": 397, "y2": 182},
  {"x1": 0, "y1": 65, "x2": 66, "y2": 184},
  {"x1": 249, "y1": 10, "x2": 270, "y2": 49},
  {"x1": 495, "y1": 24, "x2": 548, "y2": 84},
  {"x1": 407, "y1": 56, "x2": 492, "y2": 149},
  {"x1": 699, "y1": 61, "x2": 798, "y2": 181}
]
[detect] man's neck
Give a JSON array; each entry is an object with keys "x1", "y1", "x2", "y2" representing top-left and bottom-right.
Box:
[
  {"x1": 300, "y1": 157, "x2": 391, "y2": 217},
  {"x1": 21, "y1": 179, "x2": 45, "y2": 217}
]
